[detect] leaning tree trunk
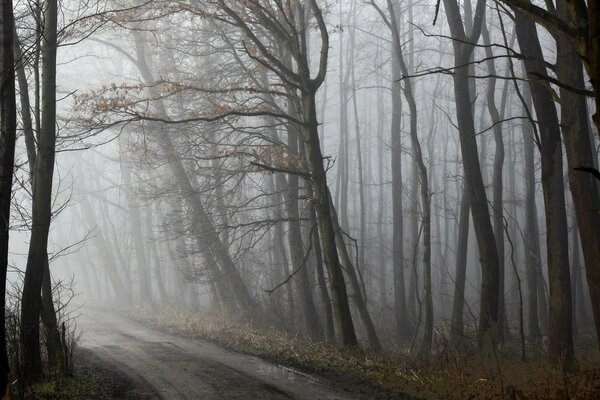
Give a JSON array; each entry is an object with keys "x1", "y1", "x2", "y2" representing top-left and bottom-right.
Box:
[
  {"x1": 133, "y1": 35, "x2": 256, "y2": 315},
  {"x1": 302, "y1": 89, "x2": 358, "y2": 348},
  {"x1": 285, "y1": 123, "x2": 322, "y2": 340},
  {"x1": 329, "y1": 197, "x2": 382, "y2": 351},
  {"x1": 304, "y1": 172, "x2": 335, "y2": 340}
]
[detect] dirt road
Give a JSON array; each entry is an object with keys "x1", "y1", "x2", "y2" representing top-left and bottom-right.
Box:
[{"x1": 79, "y1": 310, "x2": 359, "y2": 399}]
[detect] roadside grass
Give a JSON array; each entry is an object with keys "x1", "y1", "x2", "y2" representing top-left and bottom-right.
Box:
[
  {"x1": 15, "y1": 349, "x2": 131, "y2": 400},
  {"x1": 19, "y1": 368, "x2": 99, "y2": 400},
  {"x1": 129, "y1": 304, "x2": 600, "y2": 400}
]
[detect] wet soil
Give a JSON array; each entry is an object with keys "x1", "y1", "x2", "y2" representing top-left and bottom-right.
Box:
[{"x1": 79, "y1": 310, "x2": 409, "y2": 399}]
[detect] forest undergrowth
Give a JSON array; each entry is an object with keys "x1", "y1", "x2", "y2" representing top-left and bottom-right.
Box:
[{"x1": 128, "y1": 304, "x2": 600, "y2": 400}]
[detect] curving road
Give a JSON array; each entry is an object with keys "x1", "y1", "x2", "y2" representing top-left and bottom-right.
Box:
[{"x1": 79, "y1": 310, "x2": 358, "y2": 400}]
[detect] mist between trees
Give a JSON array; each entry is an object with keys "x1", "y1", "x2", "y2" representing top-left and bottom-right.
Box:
[{"x1": 1, "y1": 0, "x2": 599, "y2": 394}]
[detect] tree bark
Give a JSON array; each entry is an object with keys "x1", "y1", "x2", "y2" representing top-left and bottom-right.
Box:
[
  {"x1": 0, "y1": 0, "x2": 16, "y2": 392},
  {"x1": 450, "y1": 186, "x2": 471, "y2": 344},
  {"x1": 303, "y1": 91, "x2": 358, "y2": 347},
  {"x1": 285, "y1": 124, "x2": 322, "y2": 339},
  {"x1": 20, "y1": 0, "x2": 58, "y2": 381},
  {"x1": 556, "y1": 0, "x2": 600, "y2": 351},
  {"x1": 443, "y1": 0, "x2": 501, "y2": 345},
  {"x1": 515, "y1": 12, "x2": 574, "y2": 365},
  {"x1": 482, "y1": 21, "x2": 506, "y2": 342},
  {"x1": 521, "y1": 87, "x2": 542, "y2": 340}
]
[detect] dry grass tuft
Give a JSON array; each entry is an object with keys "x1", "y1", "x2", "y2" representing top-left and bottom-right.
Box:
[{"x1": 128, "y1": 304, "x2": 600, "y2": 400}]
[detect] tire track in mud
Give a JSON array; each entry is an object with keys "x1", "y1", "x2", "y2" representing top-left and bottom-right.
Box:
[{"x1": 79, "y1": 309, "x2": 356, "y2": 399}]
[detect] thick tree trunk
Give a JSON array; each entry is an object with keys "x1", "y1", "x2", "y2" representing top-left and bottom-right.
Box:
[
  {"x1": 571, "y1": 220, "x2": 581, "y2": 334},
  {"x1": 40, "y1": 260, "x2": 64, "y2": 372},
  {"x1": 0, "y1": 0, "x2": 16, "y2": 392},
  {"x1": 285, "y1": 125, "x2": 322, "y2": 340},
  {"x1": 303, "y1": 90, "x2": 358, "y2": 347},
  {"x1": 556, "y1": 0, "x2": 600, "y2": 350},
  {"x1": 515, "y1": 13, "x2": 574, "y2": 366},
  {"x1": 305, "y1": 181, "x2": 335, "y2": 340},
  {"x1": 16, "y1": 28, "x2": 65, "y2": 374},
  {"x1": 328, "y1": 197, "x2": 382, "y2": 351},
  {"x1": 273, "y1": 174, "x2": 296, "y2": 328},
  {"x1": 443, "y1": 0, "x2": 501, "y2": 346},
  {"x1": 20, "y1": 0, "x2": 58, "y2": 381}
]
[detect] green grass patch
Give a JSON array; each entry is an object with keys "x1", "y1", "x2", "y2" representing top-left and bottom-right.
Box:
[{"x1": 22, "y1": 368, "x2": 99, "y2": 400}]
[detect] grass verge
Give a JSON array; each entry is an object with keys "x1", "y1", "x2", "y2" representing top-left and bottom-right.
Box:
[
  {"x1": 20, "y1": 369, "x2": 99, "y2": 400},
  {"x1": 128, "y1": 304, "x2": 600, "y2": 400}
]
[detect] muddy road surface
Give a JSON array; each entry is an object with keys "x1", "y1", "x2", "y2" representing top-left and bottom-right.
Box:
[{"x1": 79, "y1": 310, "x2": 360, "y2": 399}]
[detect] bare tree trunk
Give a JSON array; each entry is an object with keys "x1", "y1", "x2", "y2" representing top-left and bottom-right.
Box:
[
  {"x1": 521, "y1": 87, "x2": 542, "y2": 340},
  {"x1": 0, "y1": 0, "x2": 16, "y2": 391},
  {"x1": 375, "y1": 59, "x2": 388, "y2": 309},
  {"x1": 273, "y1": 174, "x2": 296, "y2": 329},
  {"x1": 482, "y1": 22, "x2": 506, "y2": 343},
  {"x1": 40, "y1": 260, "x2": 63, "y2": 372},
  {"x1": 303, "y1": 91, "x2": 358, "y2": 347},
  {"x1": 120, "y1": 152, "x2": 152, "y2": 304},
  {"x1": 145, "y1": 206, "x2": 168, "y2": 302},
  {"x1": 408, "y1": 162, "x2": 419, "y2": 319},
  {"x1": 133, "y1": 35, "x2": 257, "y2": 315},
  {"x1": 336, "y1": 3, "x2": 350, "y2": 232},
  {"x1": 307, "y1": 187, "x2": 335, "y2": 340},
  {"x1": 556, "y1": 0, "x2": 600, "y2": 351},
  {"x1": 515, "y1": 13, "x2": 574, "y2": 366},
  {"x1": 329, "y1": 197, "x2": 382, "y2": 351},
  {"x1": 443, "y1": 0, "x2": 501, "y2": 346},
  {"x1": 384, "y1": 0, "x2": 431, "y2": 351},
  {"x1": 451, "y1": 186, "x2": 470, "y2": 344},
  {"x1": 379, "y1": 1, "x2": 414, "y2": 342},
  {"x1": 285, "y1": 124, "x2": 322, "y2": 340},
  {"x1": 78, "y1": 189, "x2": 129, "y2": 302},
  {"x1": 20, "y1": 0, "x2": 58, "y2": 380},
  {"x1": 350, "y1": 30, "x2": 367, "y2": 279},
  {"x1": 16, "y1": 23, "x2": 64, "y2": 374},
  {"x1": 13, "y1": 31, "x2": 35, "y2": 175},
  {"x1": 571, "y1": 218, "x2": 581, "y2": 334}
]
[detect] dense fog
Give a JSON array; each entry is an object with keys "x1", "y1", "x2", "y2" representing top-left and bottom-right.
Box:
[{"x1": 1, "y1": 0, "x2": 599, "y2": 397}]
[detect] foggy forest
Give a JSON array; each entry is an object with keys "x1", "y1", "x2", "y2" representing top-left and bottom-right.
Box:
[{"x1": 1, "y1": 0, "x2": 600, "y2": 398}]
